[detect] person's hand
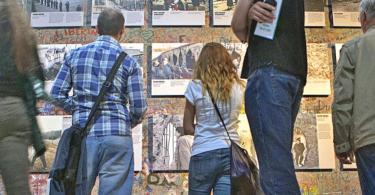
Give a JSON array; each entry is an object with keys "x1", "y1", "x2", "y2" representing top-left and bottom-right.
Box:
[
  {"x1": 336, "y1": 151, "x2": 355, "y2": 164},
  {"x1": 248, "y1": 1, "x2": 276, "y2": 23}
]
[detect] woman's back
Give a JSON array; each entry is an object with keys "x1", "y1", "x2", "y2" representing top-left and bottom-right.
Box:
[{"x1": 185, "y1": 80, "x2": 243, "y2": 156}]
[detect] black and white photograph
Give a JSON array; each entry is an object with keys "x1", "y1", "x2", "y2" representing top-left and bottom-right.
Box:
[
  {"x1": 31, "y1": 0, "x2": 84, "y2": 27},
  {"x1": 332, "y1": 0, "x2": 361, "y2": 27},
  {"x1": 91, "y1": 0, "x2": 145, "y2": 26},
  {"x1": 152, "y1": 0, "x2": 206, "y2": 26},
  {"x1": 304, "y1": 0, "x2": 325, "y2": 27},
  {"x1": 151, "y1": 43, "x2": 246, "y2": 96},
  {"x1": 149, "y1": 114, "x2": 193, "y2": 171}
]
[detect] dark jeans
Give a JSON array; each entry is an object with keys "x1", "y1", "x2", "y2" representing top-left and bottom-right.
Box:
[
  {"x1": 245, "y1": 66, "x2": 303, "y2": 195},
  {"x1": 0, "y1": 97, "x2": 32, "y2": 195},
  {"x1": 188, "y1": 148, "x2": 231, "y2": 195},
  {"x1": 356, "y1": 144, "x2": 375, "y2": 195}
]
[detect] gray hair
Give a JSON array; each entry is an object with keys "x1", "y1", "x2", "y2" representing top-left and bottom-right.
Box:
[{"x1": 360, "y1": 0, "x2": 375, "y2": 19}]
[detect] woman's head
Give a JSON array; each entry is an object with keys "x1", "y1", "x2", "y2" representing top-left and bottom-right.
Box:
[
  {"x1": 1, "y1": 0, "x2": 40, "y2": 74},
  {"x1": 194, "y1": 42, "x2": 244, "y2": 102}
]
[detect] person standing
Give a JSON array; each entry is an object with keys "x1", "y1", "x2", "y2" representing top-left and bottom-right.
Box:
[
  {"x1": 65, "y1": 0, "x2": 69, "y2": 12},
  {"x1": 333, "y1": 0, "x2": 375, "y2": 194},
  {"x1": 184, "y1": 43, "x2": 244, "y2": 194},
  {"x1": 51, "y1": 8, "x2": 147, "y2": 194},
  {"x1": 232, "y1": 0, "x2": 307, "y2": 194},
  {"x1": 0, "y1": 1, "x2": 45, "y2": 194},
  {"x1": 59, "y1": 0, "x2": 62, "y2": 11}
]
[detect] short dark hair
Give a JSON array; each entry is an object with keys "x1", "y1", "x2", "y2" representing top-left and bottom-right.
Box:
[{"x1": 97, "y1": 8, "x2": 124, "y2": 36}]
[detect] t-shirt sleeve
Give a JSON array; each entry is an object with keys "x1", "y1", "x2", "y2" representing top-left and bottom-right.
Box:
[{"x1": 184, "y1": 81, "x2": 196, "y2": 105}]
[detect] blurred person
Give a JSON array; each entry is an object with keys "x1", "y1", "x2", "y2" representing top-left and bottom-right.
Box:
[
  {"x1": 51, "y1": 8, "x2": 147, "y2": 194},
  {"x1": 333, "y1": 0, "x2": 375, "y2": 194},
  {"x1": 232, "y1": 0, "x2": 307, "y2": 194},
  {"x1": 0, "y1": 0, "x2": 45, "y2": 194},
  {"x1": 184, "y1": 42, "x2": 245, "y2": 194}
]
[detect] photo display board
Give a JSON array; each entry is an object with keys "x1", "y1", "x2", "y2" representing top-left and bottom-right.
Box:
[
  {"x1": 212, "y1": 0, "x2": 237, "y2": 26},
  {"x1": 31, "y1": 0, "x2": 84, "y2": 27},
  {"x1": 332, "y1": 0, "x2": 360, "y2": 27},
  {"x1": 304, "y1": 0, "x2": 325, "y2": 27},
  {"x1": 91, "y1": 0, "x2": 145, "y2": 26}
]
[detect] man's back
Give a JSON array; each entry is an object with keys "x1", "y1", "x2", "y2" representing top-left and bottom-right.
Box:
[{"x1": 51, "y1": 35, "x2": 147, "y2": 137}]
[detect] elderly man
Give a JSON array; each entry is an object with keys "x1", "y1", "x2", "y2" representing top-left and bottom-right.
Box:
[{"x1": 333, "y1": 0, "x2": 375, "y2": 194}]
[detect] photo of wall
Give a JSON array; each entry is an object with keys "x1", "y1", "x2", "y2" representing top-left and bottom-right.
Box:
[
  {"x1": 120, "y1": 43, "x2": 144, "y2": 69},
  {"x1": 332, "y1": 0, "x2": 361, "y2": 27},
  {"x1": 38, "y1": 44, "x2": 81, "y2": 81},
  {"x1": 150, "y1": 114, "x2": 193, "y2": 171},
  {"x1": 152, "y1": 0, "x2": 205, "y2": 11},
  {"x1": 304, "y1": 0, "x2": 325, "y2": 27},
  {"x1": 213, "y1": 0, "x2": 237, "y2": 12}
]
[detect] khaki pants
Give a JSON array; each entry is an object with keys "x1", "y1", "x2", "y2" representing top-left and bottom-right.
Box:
[{"x1": 0, "y1": 97, "x2": 31, "y2": 195}]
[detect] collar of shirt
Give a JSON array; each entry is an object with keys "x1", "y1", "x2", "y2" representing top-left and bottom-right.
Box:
[{"x1": 96, "y1": 35, "x2": 121, "y2": 49}]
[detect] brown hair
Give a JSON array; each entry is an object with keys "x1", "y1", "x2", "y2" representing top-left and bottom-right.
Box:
[
  {"x1": 194, "y1": 42, "x2": 244, "y2": 102},
  {"x1": 2, "y1": 0, "x2": 40, "y2": 74}
]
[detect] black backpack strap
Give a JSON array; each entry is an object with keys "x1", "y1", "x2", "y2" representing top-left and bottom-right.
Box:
[{"x1": 82, "y1": 52, "x2": 128, "y2": 134}]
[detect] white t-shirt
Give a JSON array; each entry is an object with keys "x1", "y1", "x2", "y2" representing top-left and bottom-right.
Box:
[{"x1": 184, "y1": 80, "x2": 242, "y2": 156}]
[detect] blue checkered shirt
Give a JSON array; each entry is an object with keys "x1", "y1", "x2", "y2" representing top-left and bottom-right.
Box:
[{"x1": 51, "y1": 36, "x2": 147, "y2": 136}]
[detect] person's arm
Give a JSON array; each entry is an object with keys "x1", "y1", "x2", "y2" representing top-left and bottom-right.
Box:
[
  {"x1": 231, "y1": 0, "x2": 275, "y2": 42},
  {"x1": 183, "y1": 100, "x2": 195, "y2": 135},
  {"x1": 127, "y1": 60, "x2": 147, "y2": 128},
  {"x1": 332, "y1": 46, "x2": 355, "y2": 159},
  {"x1": 50, "y1": 52, "x2": 73, "y2": 112}
]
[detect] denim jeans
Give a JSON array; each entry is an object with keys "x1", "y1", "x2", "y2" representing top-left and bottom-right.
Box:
[
  {"x1": 85, "y1": 135, "x2": 134, "y2": 195},
  {"x1": 188, "y1": 148, "x2": 231, "y2": 195},
  {"x1": 355, "y1": 144, "x2": 375, "y2": 195},
  {"x1": 245, "y1": 66, "x2": 303, "y2": 195}
]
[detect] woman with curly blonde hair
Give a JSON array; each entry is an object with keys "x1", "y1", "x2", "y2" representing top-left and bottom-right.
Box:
[
  {"x1": 183, "y1": 42, "x2": 245, "y2": 194},
  {"x1": 0, "y1": 0, "x2": 45, "y2": 194}
]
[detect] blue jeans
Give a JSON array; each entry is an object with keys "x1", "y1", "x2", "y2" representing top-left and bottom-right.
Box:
[
  {"x1": 85, "y1": 135, "x2": 134, "y2": 195},
  {"x1": 245, "y1": 66, "x2": 303, "y2": 195},
  {"x1": 355, "y1": 144, "x2": 375, "y2": 195},
  {"x1": 189, "y1": 148, "x2": 231, "y2": 195}
]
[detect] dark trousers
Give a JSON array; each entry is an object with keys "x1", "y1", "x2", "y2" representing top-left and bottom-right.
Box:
[
  {"x1": 0, "y1": 97, "x2": 32, "y2": 195},
  {"x1": 356, "y1": 144, "x2": 375, "y2": 195},
  {"x1": 245, "y1": 66, "x2": 303, "y2": 195}
]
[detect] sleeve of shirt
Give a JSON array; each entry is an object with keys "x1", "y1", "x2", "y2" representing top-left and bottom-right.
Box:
[
  {"x1": 332, "y1": 46, "x2": 355, "y2": 154},
  {"x1": 184, "y1": 81, "x2": 196, "y2": 106},
  {"x1": 50, "y1": 52, "x2": 74, "y2": 113},
  {"x1": 127, "y1": 59, "x2": 147, "y2": 127}
]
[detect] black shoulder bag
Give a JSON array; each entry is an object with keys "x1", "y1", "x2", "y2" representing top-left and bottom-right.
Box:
[
  {"x1": 206, "y1": 86, "x2": 262, "y2": 195},
  {"x1": 49, "y1": 52, "x2": 127, "y2": 195}
]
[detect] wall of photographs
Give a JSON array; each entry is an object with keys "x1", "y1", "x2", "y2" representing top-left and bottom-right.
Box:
[{"x1": 1, "y1": 0, "x2": 364, "y2": 194}]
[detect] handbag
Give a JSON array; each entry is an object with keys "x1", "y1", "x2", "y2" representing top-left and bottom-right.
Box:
[
  {"x1": 48, "y1": 52, "x2": 128, "y2": 195},
  {"x1": 206, "y1": 86, "x2": 262, "y2": 195}
]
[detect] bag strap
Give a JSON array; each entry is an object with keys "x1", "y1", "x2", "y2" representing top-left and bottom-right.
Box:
[
  {"x1": 82, "y1": 52, "x2": 127, "y2": 134},
  {"x1": 206, "y1": 86, "x2": 233, "y2": 143}
]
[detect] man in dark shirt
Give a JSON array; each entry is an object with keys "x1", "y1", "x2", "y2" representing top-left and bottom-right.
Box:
[{"x1": 232, "y1": 0, "x2": 307, "y2": 194}]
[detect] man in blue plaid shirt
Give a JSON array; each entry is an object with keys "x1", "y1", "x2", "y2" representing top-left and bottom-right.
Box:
[{"x1": 51, "y1": 8, "x2": 147, "y2": 194}]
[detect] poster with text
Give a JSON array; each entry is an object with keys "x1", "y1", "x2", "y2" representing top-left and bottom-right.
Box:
[
  {"x1": 152, "y1": 0, "x2": 205, "y2": 26},
  {"x1": 293, "y1": 113, "x2": 335, "y2": 169},
  {"x1": 91, "y1": 0, "x2": 145, "y2": 26},
  {"x1": 212, "y1": 0, "x2": 237, "y2": 26},
  {"x1": 151, "y1": 43, "x2": 247, "y2": 96},
  {"x1": 332, "y1": 0, "x2": 360, "y2": 27},
  {"x1": 305, "y1": 0, "x2": 325, "y2": 27},
  {"x1": 31, "y1": 0, "x2": 84, "y2": 27},
  {"x1": 303, "y1": 43, "x2": 332, "y2": 96}
]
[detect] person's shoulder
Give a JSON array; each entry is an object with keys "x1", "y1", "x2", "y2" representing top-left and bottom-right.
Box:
[{"x1": 342, "y1": 36, "x2": 361, "y2": 51}]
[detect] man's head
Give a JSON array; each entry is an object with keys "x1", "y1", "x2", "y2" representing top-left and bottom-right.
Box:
[
  {"x1": 96, "y1": 8, "x2": 125, "y2": 41},
  {"x1": 359, "y1": 0, "x2": 375, "y2": 32}
]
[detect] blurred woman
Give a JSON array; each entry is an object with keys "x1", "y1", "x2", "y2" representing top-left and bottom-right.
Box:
[
  {"x1": 0, "y1": 0, "x2": 45, "y2": 194},
  {"x1": 183, "y1": 42, "x2": 245, "y2": 194}
]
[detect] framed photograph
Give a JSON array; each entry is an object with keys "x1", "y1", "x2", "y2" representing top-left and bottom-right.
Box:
[
  {"x1": 31, "y1": 0, "x2": 84, "y2": 27},
  {"x1": 151, "y1": 43, "x2": 246, "y2": 96},
  {"x1": 332, "y1": 0, "x2": 360, "y2": 27},
  {"x1": 152, "y1": 0, "x2": 205, "y2": 26},
  {"x1": 212, "y1": 0, "x2": 237, "y2": 26},
  {"x1": 293, "y1": 113, "x2": 335, "y2": 170},
  {"x1": 303, "y1": 43, "x2": 332, "y2": 96},
  {"x1": 304, "y1": 0, "x2": 325, "y2": 27},
  {"x1": 91, "y1": 0, "x2": 145, "y2": 26}
]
